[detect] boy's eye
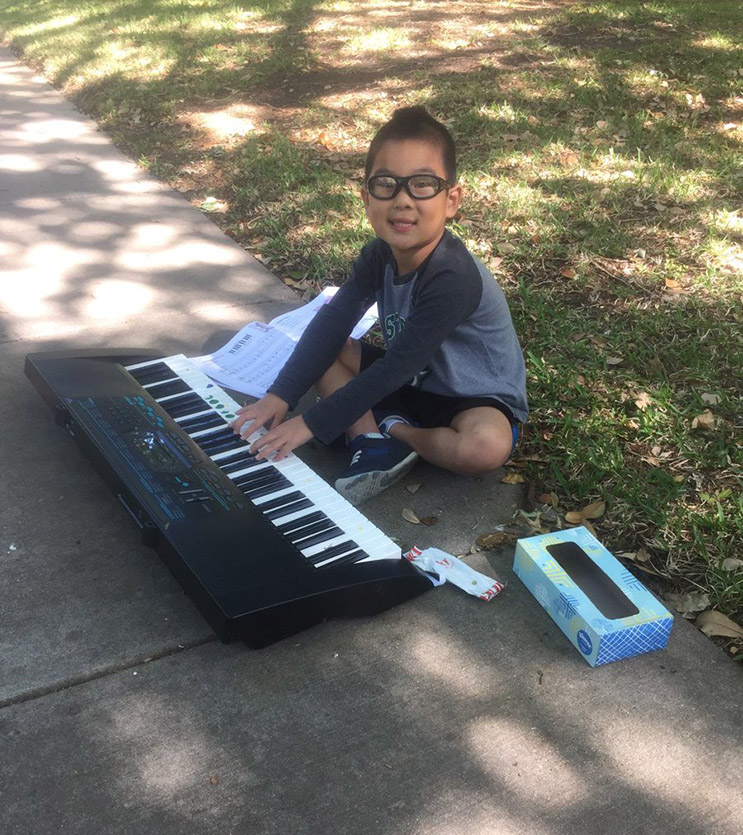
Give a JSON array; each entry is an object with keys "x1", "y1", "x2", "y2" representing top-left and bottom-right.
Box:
[
  {"x1": 408, "y1": 176, "x2": 437, "y2": 195},
  {"x1": 373, "y1": 177, "x2": 397, "y2": 194}
]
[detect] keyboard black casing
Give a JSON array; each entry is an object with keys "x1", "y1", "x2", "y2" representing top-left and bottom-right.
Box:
[{"x1": 25, "y1": 350, "x2": 431, "y2": 647}]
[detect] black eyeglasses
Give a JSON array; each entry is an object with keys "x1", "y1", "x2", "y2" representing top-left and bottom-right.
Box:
[{"x1": 366, "y1": 174, "x2": 451, "y2": 201}]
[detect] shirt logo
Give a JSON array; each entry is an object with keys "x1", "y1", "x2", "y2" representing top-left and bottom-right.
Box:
[{"x1": 384, "y1": 312, "x2": 406, "y2": 341}]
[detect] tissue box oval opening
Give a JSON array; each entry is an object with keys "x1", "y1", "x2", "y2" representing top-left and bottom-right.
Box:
[{"x1": 513, "y1": 527, "x2": 673, "y2": 667}]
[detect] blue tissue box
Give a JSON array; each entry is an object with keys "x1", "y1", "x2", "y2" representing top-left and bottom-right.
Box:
[{"x1": 513, "y1": 527, "x2": 673, "y2": 666}]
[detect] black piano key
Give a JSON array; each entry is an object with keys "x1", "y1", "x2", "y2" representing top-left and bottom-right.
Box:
[
  {"x1": 218, "y1": 453, "x2": 263, "y2": 474},
  {"x1": 126, "y1": 362, "x2": 174, "y2": 385},
  {"x1": 162, "y1": 392, "x2": 212, "y2": 418},
  {"x1": 265, "y1": 498, "x2": 313, "y2": 521},
  {"x1": 197, "y1": 434, "x2": 247, "y2": 455},
  {"x1": 293, "y1": 526, "x2": 343, "y2": 550},
  {"x1": 180, "y1": 412, "x2": 226, "y2": 433},
  {"x1": 233, "y1": 467, "x2": 280, "y2": 488},
  {"x1": 147, "y1": 378, "x2": 192, "y2": 399},
  {"x1": 241, "y1": 477, "x2": 292, "y2": 500},
  {"x1": 287, "y1": 519, "x2": 337, "y2": 543},
  {"x1": 275, "y1": 510, "x2": 327, "y2": 535},
  {"x1": 196, "y1": 427, "x2": 234, "y2": 443},
  {"x1": 316, "y1": 549, "x2": 368, "y2": 569},
  {"x1": 305, "y1": 540, "x2": 360, "y2": 565},
  {"x1": 255, "y1": 491, "x2": 305, "y2": 512}
]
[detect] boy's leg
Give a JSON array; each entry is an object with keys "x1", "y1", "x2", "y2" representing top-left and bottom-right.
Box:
[
  {"x1": 386, "y1": 406, "x2": 515, "y2": 475},
  {"x1": 314, "y1": 338, "x2": 378, "y2": 439}
]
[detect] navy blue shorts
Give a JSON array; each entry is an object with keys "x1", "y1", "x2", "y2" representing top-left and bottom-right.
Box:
[{"x1": 360, "y1": 342, "x2": 521, "y2": 450}]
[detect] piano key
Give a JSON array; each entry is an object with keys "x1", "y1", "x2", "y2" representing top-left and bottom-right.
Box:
[
  {"x1": 291, "y1": 525, "x2": 343, "y2": 550},
  {"x1": 314, "y1": 549, "x2": 368, "y2": 569},
  {"x1": 275, "y1": 510, "x2": 327, "y2": 535},
  {"x1": 217, "y1": 452, "x2": 264, "y2": 475},
  {"x1": 304, "y1": 540, "x2": 361, "y2": 564},
  {"x1": 233, "y1": 469, "x2": 284, "y2": 491},
  {"x1": 249, "y1": 490, "x2": 305, "y2": 512},
  {"x1": 264, "y1": 498, "x2": 313, "y2": 521},
  {"x1": 241, "y1": 480, "x2": 293, "y2": 501},
  {"x1": 179, "y1": 412, "x2": 226, "y2": 433},
  {"x1": 162, "y1": 393, "x2": 213, "y2": 419},
  {"x1": 125, "y1": 361, "x2": 175, "y2": 385},
  {"x1": 146, "y1": 378, "x2": 192, "y2": 399},
  {"x1": 197, "y1": 434, "x2": 248, "y2": 455}
]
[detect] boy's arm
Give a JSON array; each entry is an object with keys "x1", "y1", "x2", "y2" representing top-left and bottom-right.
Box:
[
  {"x1": 266, "y1": 267, "x2": 376, "y2": 410},
  {"x1": 302, "y1": 264, "x2": 481, "y2": 444}
]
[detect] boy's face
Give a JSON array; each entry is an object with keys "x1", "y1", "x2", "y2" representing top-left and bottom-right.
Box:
[{"x1": 362, "y1": 139, "x2": 462, "y2": 274}]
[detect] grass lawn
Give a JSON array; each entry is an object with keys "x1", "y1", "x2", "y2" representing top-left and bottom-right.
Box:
[{"x1": 2, "y1": 0, "x2": 742, "y2": 650}]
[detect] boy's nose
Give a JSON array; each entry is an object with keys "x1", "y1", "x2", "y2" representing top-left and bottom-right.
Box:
[{"x1": 392, "y1": 187, "x2": 415, "y2": 208}]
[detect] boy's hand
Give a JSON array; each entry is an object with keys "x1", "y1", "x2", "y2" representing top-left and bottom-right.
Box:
[
  {"x1": 230, "y1": 393, "x2": 288, "y2": 438},
  {"x1": 249, "y1": 415, "x2": 313, "y2": 462}
]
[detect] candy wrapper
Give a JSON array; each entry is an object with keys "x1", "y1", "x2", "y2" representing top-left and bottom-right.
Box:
[{"x1": 404, "y1": 546, "x2": 506, "y2": 602}]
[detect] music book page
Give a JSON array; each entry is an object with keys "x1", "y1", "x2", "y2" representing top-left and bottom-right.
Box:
[{"x1": 191, "y1": 287, "x2": 378, "y2": 398}]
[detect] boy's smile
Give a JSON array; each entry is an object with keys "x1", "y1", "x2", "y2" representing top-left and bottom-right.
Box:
[{"x1": 362, "y1": 139, "x2": 462, "y2": 275}]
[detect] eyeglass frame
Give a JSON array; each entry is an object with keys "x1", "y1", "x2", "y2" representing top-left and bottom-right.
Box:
[{"x1": 365, "y1": 173, "x2": 452, "y2": 201}]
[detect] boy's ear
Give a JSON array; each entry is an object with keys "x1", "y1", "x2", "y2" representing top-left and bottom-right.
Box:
[
  {"x1": 360, "y1": 187, "x2": 369, "y2": 210},
  {"x1": 445, "y1": 183, "x2": 463, "y2": 219}
]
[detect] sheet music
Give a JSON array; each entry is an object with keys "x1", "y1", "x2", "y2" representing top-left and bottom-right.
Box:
[{"x1": 191, "y1": 287, "x2": 377, "y2": 399}]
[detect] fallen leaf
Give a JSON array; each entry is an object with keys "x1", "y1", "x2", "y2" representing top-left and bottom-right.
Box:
[
  {"x1": 402, "y1": 508, "x2": 421, "y2": 524},
  {"x1": 560, "y1": 268, "x2": 577, "y2": 279},
  {"x1": 696, "y1": 610, "x2": 743, "y2": 639},
  {"x1": 634, "y1": 392, "x2": 652, "y2": 411},
  {"x1": 476, "y1": 531, "x2": 517, "y2": 549},
  {"x1": 537, "y1": 492, "x2": 552, "y2": 504},
  {"x1": 606, "y1": 356, "x2": 624, "y2": 366},
  {"x1": 701, "y1": 392, "x2": 720, "y2": 405},
  {"x1": 691, "y1": 411, "x2": 715, "y2": 430},
  {"x1": 666, "y1": 591, "x2": 710, "y2": 617},
  {"x1": 564, "y1": 511, "x2": 585, "y2": 524},
  {"x1": 580, "y1": 500, "x2": 605, "y2": 519},
  {"x1": 581, "y1": 519, "x2": 597, "y2": 536},
  {"x1": 406, "y1": 483, "x2": 423, "y2": 494},
  {"x1": 501, "y1": 471, "x2": 526, "y2": 484},
  {"x1": 721, "y1": 558, "x2": 743, "y2": 572},
  {"x1": 420, "y1": 516, "x2": 438, "y2": 526}
]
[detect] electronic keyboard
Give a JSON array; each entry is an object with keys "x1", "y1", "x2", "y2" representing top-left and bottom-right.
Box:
[{"x1": 25, "y1": 349, "x2": 430, "y2": 647}]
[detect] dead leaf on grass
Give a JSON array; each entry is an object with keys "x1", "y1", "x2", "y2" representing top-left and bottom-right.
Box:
[
  {"x1": 402, "y1": 508, "x2": 421, "y2": 525},
  {"x1": 581, "y1": 500, "x2": 606, "y2": 519},
  {"x1": 721, "y1": 558, "x2": 743, "y2": 572},
  {"x1": 502, "y1": 471, "x2": 526, "y2": 484},
  {"x1": 565, "y1": 511, "x2": 585, "y2": 524},
  {"x1": 691, "y1": 410, "x2": 715, "y2": 430},
  {"x1": 606, "y1": 356, "x2": 624, "y2": 366},
  {"x1": 666, "y1": 591, "x2": 710, "y2": 618},
  {"x1": 560, "y1": 268, "x2": 577, "y2": 279},
  {"x1": 634, "y1": 392, "x2": 652, "y2": 411},
  {"x1": 696, "y1": 610, "x2": 743, "y2": 639},
  {"x1": 701, "y1": 392, "x2": 720, "y2": 406}
]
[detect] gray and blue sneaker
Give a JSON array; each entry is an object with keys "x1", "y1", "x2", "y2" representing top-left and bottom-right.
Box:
[{"x1": 334, "y1": 434, "x2": 419, "y2": 505}]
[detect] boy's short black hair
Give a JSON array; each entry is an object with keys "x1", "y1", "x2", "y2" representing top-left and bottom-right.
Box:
[{"x1": 365, "y1": 106, "x2": 457, "y2": 183}]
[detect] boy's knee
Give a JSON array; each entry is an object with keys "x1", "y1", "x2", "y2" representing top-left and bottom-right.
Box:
[{"x1": 454, "y1": 433, "x2": 510, "y2": 475}]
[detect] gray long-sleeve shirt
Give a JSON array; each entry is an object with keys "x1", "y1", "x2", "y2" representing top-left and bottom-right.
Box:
[{"x1": 269, "y1": 230, "x2": 528, "y2": 444}]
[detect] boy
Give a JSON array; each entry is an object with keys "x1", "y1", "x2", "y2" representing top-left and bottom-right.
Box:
[{"x1": 230, "y1": 106, "x2": 528, "y2": 505}]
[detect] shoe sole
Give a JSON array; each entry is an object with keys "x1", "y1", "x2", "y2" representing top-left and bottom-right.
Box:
[{"x1": 334, "y1": 450, "x2": 419, "y2": 506}]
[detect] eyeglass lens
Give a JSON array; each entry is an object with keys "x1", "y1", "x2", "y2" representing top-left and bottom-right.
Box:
[{"x1": 368, "y1": 175, "x2": 447, "y2": 200}]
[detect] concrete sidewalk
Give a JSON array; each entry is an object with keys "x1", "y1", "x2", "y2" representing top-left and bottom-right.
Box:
[{"x1": 1, "y1": 46, "x2": 741, "y2": 835}]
